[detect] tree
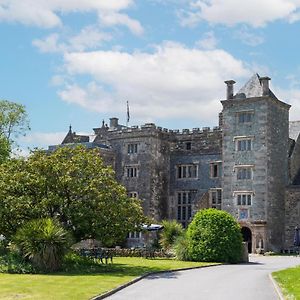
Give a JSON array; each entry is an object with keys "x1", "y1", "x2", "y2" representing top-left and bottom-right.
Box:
[
  {"x1": 0, "y1": 100, "x2": 30, "y2": 161},
  {"x1": 0, "y1": 146, "x2": 145, "y2": 246},
  {"x1": 187, "y1": 209, "x2": 242, "y2": 263}
]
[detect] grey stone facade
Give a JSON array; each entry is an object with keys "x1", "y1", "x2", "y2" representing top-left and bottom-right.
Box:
[{"x1": 53, "y1": 74, "x2": 300, "y2": 252}]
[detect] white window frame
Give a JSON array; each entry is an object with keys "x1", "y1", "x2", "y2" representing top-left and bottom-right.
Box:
[
  {"x1": 176, "y1": 164, "x2": 198, "y2": 179},
  {"x1": 235, "y1": 165, "x2": 254, "y2": 180},
  {"x1": 210, "y1": 161, "x2": 222, "y2": 178},
  {"x1": 234, "y1": 191, "x2": 253, "y2": 206},
  {"x1": 234, "y1": 136, "x2": 254, "y2": 151},
  {"x1": 209, "y1": 188, "x2": 222, "y2": 210}
]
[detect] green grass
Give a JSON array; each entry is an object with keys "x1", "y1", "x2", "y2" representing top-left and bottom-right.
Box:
[
  {"x1": 273, "y1": 265, "x2": 300, "y2": 300},
  {"x1": 0, "y1": 257, "x2": 217, "y2": 300}
]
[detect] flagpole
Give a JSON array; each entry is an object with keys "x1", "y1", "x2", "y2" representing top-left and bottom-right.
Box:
[{"x1": 126, "y1": 101, "x2": 130, "y2": 127}]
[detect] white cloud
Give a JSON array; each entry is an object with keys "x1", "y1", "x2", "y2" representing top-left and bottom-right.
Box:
[
  {"x1": 235, "y1": 29, "x2": 264, "y2": 47},
  {"x1": 180, "y1": 0, "x2": 300, "y2": 27},
  {"x1": 58, "y1": 42, "x2": 250, "y2": 124},
  {"x1": 21, "y1": 131, "x2": 67, "y2": 146},
  {"x1": 195, "y1": 31, "x2": 218, "y2": 50},
  {"x1": 33, "y1": 26, "x2": 111, "y2": 53},
  {"x1": 274, "y1": 86, "x2": 300, "y2": 121},
  {"x1": 0, "y1": 0, "x2": 143, "y2": 34},
  {"x1": 99, "y1": 11, "x2": 144, "y2": 35}
]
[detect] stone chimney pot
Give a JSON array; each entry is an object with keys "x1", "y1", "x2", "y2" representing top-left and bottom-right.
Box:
[
  {"x1": 259, "y1": 76, "x2": 271, "y2": 96},
  {"x1": 224, "y1": 80, "x2": 236, "y2": 100}
]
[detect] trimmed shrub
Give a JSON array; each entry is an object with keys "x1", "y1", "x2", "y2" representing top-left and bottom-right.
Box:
[
  {"x1": 159, "y1": 220, "x2": 184, "y2": 251},
  {"x1": 187, "y1": 209, "x2": 242, "y2": 263},
  {"x1": 14, "y1": 218, "x2": 72, "y2": 272}
]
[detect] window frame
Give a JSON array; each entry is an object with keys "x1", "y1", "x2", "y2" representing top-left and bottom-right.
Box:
[
  {"x1": 236, "y1": 110, "x2": 254, "y2": 124},
  {"x1": 127, "y1": 143, "x2": 138, "y2": 154},
  {"x1": 209, "y1": 188, "x2": 222, "y2": 210},
  {"x1": 234, "y1": 192, "x2": 253, "y2": 206},
  {"x1": 176, "y1": 164, "x2": 198, "y2": 179},
  {"x1": 176, "y1": 191, "x2": 195, "y2": 227},
  {"x1": 125, "y1": 166, "x2": 138, "y2": 178},
  {"x1": 234, "y1": 136, "x2": 254, "y2": 152},
  {"x1": 236, "y1": 166, "x2": 253, "y2": 180}
]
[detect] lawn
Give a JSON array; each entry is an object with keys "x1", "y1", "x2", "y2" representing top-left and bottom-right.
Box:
[
  {"x1": 0, "y1": 257, "x2": 217, "y2": 300},
  {"x1": 273, "y1": 265, "x2": 300, "y2": 300}
]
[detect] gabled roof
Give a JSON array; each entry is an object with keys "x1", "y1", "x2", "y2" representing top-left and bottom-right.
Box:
[{"x1": 234, "y1": 73, "x2": 278, "y2": 100}]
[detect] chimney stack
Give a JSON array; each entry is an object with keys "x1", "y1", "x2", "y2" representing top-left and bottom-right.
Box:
[
  {"x1": 109, "y1": 117, "x2": 119, "y2": 128},
  {"x1": 224, "y1": 80, "x2": 236, "y2": 100},
  {"x1": 259, "y1": 76, "x2": 271, "y2": 96}
]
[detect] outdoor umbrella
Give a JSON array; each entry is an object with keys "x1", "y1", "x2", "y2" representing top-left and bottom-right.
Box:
[{"x1": 141, "y1": 224, "x2": 164, "y2": 231}]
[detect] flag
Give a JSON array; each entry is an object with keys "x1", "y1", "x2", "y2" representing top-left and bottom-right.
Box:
[{"x1": 127, "y1": 101, "x2": 130, "y2": 123}]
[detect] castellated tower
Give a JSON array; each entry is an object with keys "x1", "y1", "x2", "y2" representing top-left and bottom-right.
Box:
[{"x1": 221, "y1": 74, "x2": 290, "y2": 252}]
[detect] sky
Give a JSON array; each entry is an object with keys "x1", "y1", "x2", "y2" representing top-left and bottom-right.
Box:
[{"x1": 1, "y1": 0, "x2": 300, "y2": 154}]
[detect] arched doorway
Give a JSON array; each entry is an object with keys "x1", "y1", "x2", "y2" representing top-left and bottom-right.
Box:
[{"x1": 241, "y1": 227, "x2": 252, "y2": 253}]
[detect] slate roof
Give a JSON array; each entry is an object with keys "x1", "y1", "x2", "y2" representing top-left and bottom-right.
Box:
[{"x1": 235, "y1": 73, "x2": 278, "y2": 100}]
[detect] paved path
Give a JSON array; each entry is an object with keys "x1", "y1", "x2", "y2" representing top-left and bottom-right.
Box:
[{"x1": 106, "y1": 255, "x2": 300, "y2": 300}]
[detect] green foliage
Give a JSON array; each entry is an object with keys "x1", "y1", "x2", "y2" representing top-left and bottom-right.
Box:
[
  {"x1": 159, "y1": 220, "x2": 184, "y2": 251},
  {"x1": 187, "y1": 209, "x2": 242, "y2": 263},
  {"x1": 0, "y1": 100, "x2": 30, "y2": 161},
  {"x1": 14, "y1": 218, "x2": 72, "y2": 272},
  {"x1": 0, "y1": 251, "x2": 36, "y2": 274},
  {"x1": 0, "y1": 146, "x2": 145, "y2": 246},
  {"x1": 174, "y1": 234, "x2": 190, "y2": 261}
]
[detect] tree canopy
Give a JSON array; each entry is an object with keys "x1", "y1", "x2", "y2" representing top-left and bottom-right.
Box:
[
  {"x1": 0, "y1": 146, "x2": 145, "y2": 246},
  {"x1": 0, "y1": 100, "x2": 30, "y2": 161}
]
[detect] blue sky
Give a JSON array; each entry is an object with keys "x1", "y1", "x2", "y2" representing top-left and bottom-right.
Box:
[{"x1": 1, "y1": 0, "x2": 300, "y2": 154}]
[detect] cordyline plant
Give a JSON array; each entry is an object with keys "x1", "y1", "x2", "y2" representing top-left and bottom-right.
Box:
[{"x1": 14, "y1": 218, "x2": 72, "y2": 272}]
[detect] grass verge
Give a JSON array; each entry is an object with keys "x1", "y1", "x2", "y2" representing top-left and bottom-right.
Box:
[
  {"x1": 0, "y1": 257, "x2": 217, "y2": 300},
  {"x1": 273, "y1": 265, "x2": 300, "y2": 300}
]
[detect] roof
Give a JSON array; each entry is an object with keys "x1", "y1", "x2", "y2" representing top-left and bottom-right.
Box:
[{"x1": 234, "y1": 74, "x2": 278, "y2": 100}]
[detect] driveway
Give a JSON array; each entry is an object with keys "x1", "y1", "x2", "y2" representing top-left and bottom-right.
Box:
[{"x1": 106, "y1": 255, "x2": 300, "y2": 300}]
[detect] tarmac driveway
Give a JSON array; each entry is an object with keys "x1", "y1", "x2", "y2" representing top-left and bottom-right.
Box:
[{"x1": 106, "y1": 255, "x2": 300, "y2": 300}]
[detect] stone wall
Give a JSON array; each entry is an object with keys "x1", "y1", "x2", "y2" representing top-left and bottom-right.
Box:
[{"x1": 285, "y1": 186, "x2": 300, "y2": 248}]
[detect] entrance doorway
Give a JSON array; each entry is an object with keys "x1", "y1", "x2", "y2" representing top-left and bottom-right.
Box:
[{"x1": 241, "y1": 227, "x2": 252, "y2": 253}]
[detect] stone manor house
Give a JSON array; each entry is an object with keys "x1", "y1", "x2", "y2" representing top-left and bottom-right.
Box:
[{"x1": 50, "y1": 74, "x2": 300, "y2": 253}]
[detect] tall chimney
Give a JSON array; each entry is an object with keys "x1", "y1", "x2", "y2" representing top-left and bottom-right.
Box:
[
  {"x1": 109, "y1": 117, "x2": 119, "y2": 128},
  {"x1": 259, "y1": 76, "x2": 271, "y2": 96},
  {"x1": 224, "y1": 80, "x2": 236, "y2": 100}
]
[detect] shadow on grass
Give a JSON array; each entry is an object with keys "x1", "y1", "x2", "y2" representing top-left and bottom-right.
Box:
[{"x1": 47, "y1": 261, "x2": 177, "y2": 277}]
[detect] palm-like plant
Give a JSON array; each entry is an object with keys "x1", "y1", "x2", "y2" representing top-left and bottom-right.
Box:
[
  {"x1": 159, "y1": 220, "x2": 184, "y2": 251},
  {"x1": 14, "y1": 218, "x2": 72, "y2": 272}
]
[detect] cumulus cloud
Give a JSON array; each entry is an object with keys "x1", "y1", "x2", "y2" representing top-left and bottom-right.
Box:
[
  {"x1": 33, "y1": 26, "x2": 111, "y2": 53},
  {"x1": 180, "y1": 0, "x2": 300, "y2": 27},
  {"x1": 21, "y1": 131, "x2": 67, "y2": 146},
  {"x1": 234, "y1": 27, "x2": 264, "y2": 46},
  {"x1": 0, "y1": 0, "x2": 143, "y2": 34},
  {"x1": 195, "y1": 31, "x2": 218, "y2": 50},
  {"x1": 57, "y1": 42, "x2": 250, "y2": 124}
]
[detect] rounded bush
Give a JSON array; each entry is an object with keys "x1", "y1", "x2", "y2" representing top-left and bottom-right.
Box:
[{"x1": 187, "y1": 209, "x2": 242, "y2": 263}]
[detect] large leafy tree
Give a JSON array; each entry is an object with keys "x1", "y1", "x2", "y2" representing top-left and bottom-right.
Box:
[
  {"x1": 0, "y1": 146, "x2": 144, "y2": 246},
  {"x1": 0, "y1": 100, "x2": 30, "y2": 161}
]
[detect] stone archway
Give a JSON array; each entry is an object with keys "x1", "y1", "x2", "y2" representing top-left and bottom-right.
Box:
[{"x1": 241, "y1": 227, "x2": 252, "y2": 253}]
